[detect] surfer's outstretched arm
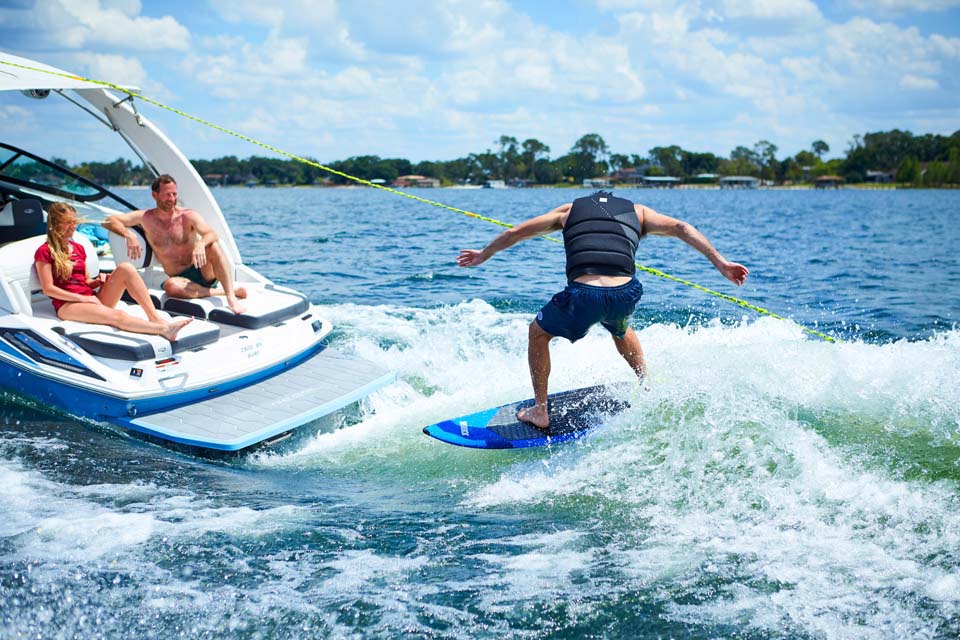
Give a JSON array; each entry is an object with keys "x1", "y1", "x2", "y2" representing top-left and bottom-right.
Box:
[
  {"x1": 639, "y1": 206, "x2": 749, "y2": 286},
  {"x1": 457, "y1": 204, "x2": 571, "y2": 267}
]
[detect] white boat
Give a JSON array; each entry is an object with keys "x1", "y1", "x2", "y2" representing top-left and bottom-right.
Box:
[{"x1": 0, "y1": 51, "x2": 396, "y2": 451}]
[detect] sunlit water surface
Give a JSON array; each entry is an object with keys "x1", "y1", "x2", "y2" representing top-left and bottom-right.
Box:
[{"x1": 2, "y1": 188, "x2": 959, "y2": 639}]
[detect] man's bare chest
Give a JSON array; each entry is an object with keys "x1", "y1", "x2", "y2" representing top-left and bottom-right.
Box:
[{"x1": 143, "y1": 212, "x2": 193, "y2": 248}]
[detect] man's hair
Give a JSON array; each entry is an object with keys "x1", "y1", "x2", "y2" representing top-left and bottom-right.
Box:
[{"x1": 151, "y1": 174, "x2": 177, "y2": 193}]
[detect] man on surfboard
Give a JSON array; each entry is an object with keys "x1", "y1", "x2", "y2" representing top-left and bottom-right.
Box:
[{"x1": 457, "y1": 191, "x2": 748, "y2": 430}]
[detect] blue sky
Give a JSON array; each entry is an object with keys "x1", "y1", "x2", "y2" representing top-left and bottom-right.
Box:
[{"x1": 1, "y1": 0, "x2": 958, "y2": 165}]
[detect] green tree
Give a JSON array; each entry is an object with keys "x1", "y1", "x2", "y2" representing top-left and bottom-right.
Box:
[
  {"x1": 521, "y1": 138, "x2": 550, "y2": 181},
  {"x1": 948, "y1": 147, "x2": 960, "y2": 184},
  {"x1": 79, "y1": 158, "x2": 133, "y2": 185},
  {"x1": 681, "y1": 151, "x2": 721, "y2": 177},
  {"x1": 896, "y1": 156, "x2": 921, "y2": 184},
  {"x1": 534, "y1": 157, "x2": 560, "y2": 184},
  {"x1": 571, "y1": 133, "x2": 609, "y2": 167},
  {"x1": 608, "y1": 153, "x2": 630, "y2": 173},
  {"x1": 496, "y1": 135, "x2": 520, "y2": 179},
  {"x1": 812, "y1": 139, "x2": 829, "y2": 159},
  {"x1": 628, "y1": 154, "x2": 646, "y2": 169},
  {"x1": 781, "y1": 158, "x2": 802, "y2": 182},
  {"x1": 724, "y1": 146, "x2": 759, "y2": 176},
  {"x1": 923, "y1": 161, "x2": 950, "y2": 186},
  {"x1": 648, "y1": 145, "x2": 684, "y2": 177},
  {"x1": 753, "y1": 140, "x2": 779, "y2": 182},
  {"x1": 562, "y1": 133, "x2": 610, "y2": 182}
]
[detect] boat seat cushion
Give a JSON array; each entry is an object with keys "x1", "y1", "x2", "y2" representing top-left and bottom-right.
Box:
[
  {"x1": 0, "y1": 199, "x2": 45, "y2": 244},
  {"x1": 161, "y1": 284, "x2": 309, "y2": 329},
  {"x1": 0, "y1": 232, "x2": 99, "y2": 316},
  {"x1": 107, "y1": 226, "x2": 155, "y2": 270},
  {"x1": 53, "y1": 315, "x2": 221, "y2": 361}
]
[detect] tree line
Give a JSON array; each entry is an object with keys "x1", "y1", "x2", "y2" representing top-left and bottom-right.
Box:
[{"x1": 60, "y1": 128, "x2": 960, "y2": 187}]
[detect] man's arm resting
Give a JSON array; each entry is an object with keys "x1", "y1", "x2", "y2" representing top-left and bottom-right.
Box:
[
  {"x1": 102, "y1": 211, "x2": 146, "y2": 260},
  {"x1": 102, "y1": 210, "x2": 144, "y2": 235}
]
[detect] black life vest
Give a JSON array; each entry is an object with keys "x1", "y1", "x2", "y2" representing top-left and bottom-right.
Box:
[{"x1": 562, "y1": 191, "x2": 642, "y2": 282}]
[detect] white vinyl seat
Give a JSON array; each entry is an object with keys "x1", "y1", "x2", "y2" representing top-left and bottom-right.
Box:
[
  {"x1": 161, "y1": 283, "x2": 310, "y2": 329},
  {"x1": 106, "y1": 228, "x2": 307, "y2": 329},
  {"x1": 0, "y1": 232, "x2": 220, "y2": 360}
]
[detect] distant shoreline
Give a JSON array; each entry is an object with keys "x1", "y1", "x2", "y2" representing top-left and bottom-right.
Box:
[{"x1": 109, "y1": 183, "x2": 958, "y2": 191}]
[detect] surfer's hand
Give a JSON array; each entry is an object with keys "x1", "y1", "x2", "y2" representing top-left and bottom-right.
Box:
[
  {"x1": 457, "y1": 249, "x2": 487, "y2": 267},
  {"x1": 719, "y1": 261, "x2": 749, "y2": 286}
]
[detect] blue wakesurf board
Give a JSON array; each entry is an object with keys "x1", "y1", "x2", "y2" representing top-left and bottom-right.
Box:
[{"x1": 422, "y1": 384, "x2": 630, "y2": 449}]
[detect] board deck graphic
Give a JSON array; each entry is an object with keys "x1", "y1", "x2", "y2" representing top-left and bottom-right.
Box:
[{"x1": 422, "y1": 384, "x2": 630, "y2": 449}]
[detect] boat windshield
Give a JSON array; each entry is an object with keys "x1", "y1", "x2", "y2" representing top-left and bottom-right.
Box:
[{"x1": 0, "y1": 142, "x2": 137, "y2": 211}]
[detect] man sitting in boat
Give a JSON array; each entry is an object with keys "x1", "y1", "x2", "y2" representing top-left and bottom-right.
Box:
[
  {"x1": 35, "y1": 202, "x2": 193, "y2": 341},
  {"x1": 102, "y1": 174, "x2": 247, "y2": 314}
]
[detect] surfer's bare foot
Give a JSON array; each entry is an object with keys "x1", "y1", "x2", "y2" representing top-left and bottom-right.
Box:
[
  {"x1": 517, "y1": 404, "x2": 550, "y2": 431},
  {"x1": 162, "y1": 316, "x2": 193, "y2": 341}
]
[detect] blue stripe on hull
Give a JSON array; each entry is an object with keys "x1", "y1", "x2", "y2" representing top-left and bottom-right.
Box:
[{"x1": 0, "y1": 341, "x2": 326, "y2": 432}]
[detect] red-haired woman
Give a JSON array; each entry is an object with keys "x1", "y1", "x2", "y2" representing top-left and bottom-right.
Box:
[{"x1": 34, "y1": 202, "x2": 192, "y2": 341}]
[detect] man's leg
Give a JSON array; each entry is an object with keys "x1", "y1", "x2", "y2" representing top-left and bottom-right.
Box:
[
  {"x1": 517, "y1": 319, "x2": 554, "y2": 430},
  {"x1": 612, "y1": 327, "x2": 647, "y2": 381},
  {"x1": 203, "y1": 243, "x2": 247, "y2": 314},
  {"x1": 163, "y1": 276, "x2": 217, "y2": 300}
]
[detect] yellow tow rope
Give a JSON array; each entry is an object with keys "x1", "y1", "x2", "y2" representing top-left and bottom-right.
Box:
[{"x1": 1, "y1": 58, "x2": 837, "y2": 342}]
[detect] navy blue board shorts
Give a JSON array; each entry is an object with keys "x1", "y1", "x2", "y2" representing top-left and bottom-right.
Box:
[{"x1": 535, "y1": 278, "x2": 643, "y2": 342}]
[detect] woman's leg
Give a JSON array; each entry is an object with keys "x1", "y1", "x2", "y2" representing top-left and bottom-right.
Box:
[
  {"x1": 58, "y1": 301, "x2": 191, "y2": 341},
  {"x1": 97, "y1": 263, "x2": 163, "y2": 322}
]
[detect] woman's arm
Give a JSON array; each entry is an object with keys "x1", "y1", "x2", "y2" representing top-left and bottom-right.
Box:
[{"x1": 35, "y1": 261, "x2": 101, "y2": 305}]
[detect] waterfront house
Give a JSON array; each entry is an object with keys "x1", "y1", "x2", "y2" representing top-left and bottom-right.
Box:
[
  {"x1": 814, "y1": 175, "x2": 845, "y2": 189},
  {"x1": 865, "y1": 170, "x2": 894, "y2": 183},
  {"x1": 691, "y1": 173, "x2": 719, "y2": 184},
  {"x1": 583, "y1": 177, "x2": 612, "y2": 188},
  {"x1": 719, "y1": 176, "x2": 760, "y2": 189},
  {"x1": 395, "y1": 174, "x2": 440, "y2": 188},
  {"x1": 611, "y1": 168, "x2": 645, "y2": 185},
  {"x1": 641, "y1": 176, "x2": 680, "y2": 189}
]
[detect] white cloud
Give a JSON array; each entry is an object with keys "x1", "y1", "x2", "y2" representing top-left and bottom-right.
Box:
[
  {"x1": 209, "y1": 0, "x2": 364, "y2": 60},
  {"x1": 209, "y1": 0, "x2": 342, "y2": 29},
  {"x1": 179, "y1": 31, "x2": 309, "y2": 95},
  {"x1": 99, "y1": 0, "x2": 140, "y2": 15},
  {"x1": 72, "y1": 53, "x2": 148, "y2": 87},
  {"x1": 0, "y1": 104, "x2": 32, "y2": 125},
  {"x1": 845, "y1": 0, "x2": 960, "y2": 14},
  {"x1": 30, "y1": 0, "x2": 190, "y2": 51},
  {"x1": 900, "y1": 74, "x2": 939, "y2": 90},
  {"x1": 187, "y1": 0, "x2": 647, "y2": 144},
  {"x1": 717, "y1": 0, "x2": 822, "y2": 22},
  {"x1": 822, "y1": 18, "x2": 947, "y2": 82},
  {"x1": 5, "y1": 0, "x2": 958, "y2": 164}
]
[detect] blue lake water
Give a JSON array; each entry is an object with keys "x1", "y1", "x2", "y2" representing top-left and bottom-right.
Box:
[{"x1": 2, "y1": 187, "x2": 959, "y2": 639}]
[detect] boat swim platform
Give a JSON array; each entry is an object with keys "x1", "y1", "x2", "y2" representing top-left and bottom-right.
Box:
[{"x1": 117, "y1": 348, "x2": 396, "y2": 451}]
